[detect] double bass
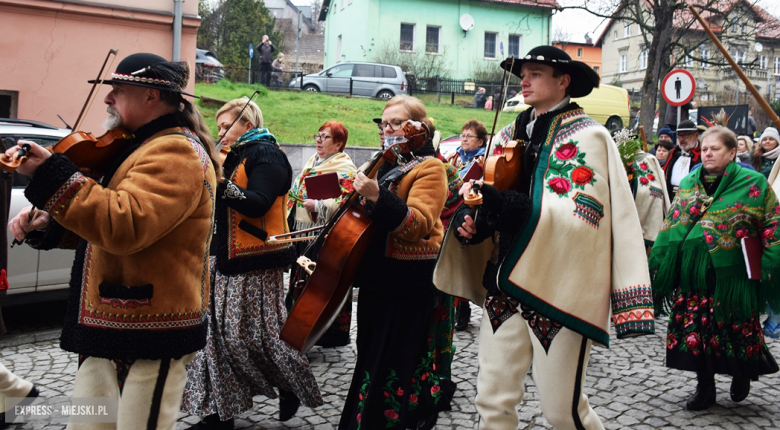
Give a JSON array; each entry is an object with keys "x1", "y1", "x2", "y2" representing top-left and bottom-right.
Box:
[{"x1": 279, "y1": 121, "x2": 430, "y2": 353}]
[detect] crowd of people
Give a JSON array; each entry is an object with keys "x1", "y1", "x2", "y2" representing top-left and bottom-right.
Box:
[{"x1": 1, "y1": 45, "x2": 779, "y2": 430}]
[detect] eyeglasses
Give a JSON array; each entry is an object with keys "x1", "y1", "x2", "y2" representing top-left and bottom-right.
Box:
[
  {"x1": 377, "y1": 119, "x2": 408, "y2": 131},
  {"x1": 460, "y1": 134, "x2": 477, "y2": 140},
  {"x1": 314, "y1": 134, "x2": 333, "y2": 141}
]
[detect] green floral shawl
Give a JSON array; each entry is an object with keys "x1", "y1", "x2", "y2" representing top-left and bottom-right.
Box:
[{"x1": 649, "y1": 162, "x2": 780, "y2": 320}]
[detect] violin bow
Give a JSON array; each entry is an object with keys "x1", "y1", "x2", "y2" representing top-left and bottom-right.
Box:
[
  {"x1": 74, "y1": 49, "x2": 119, "y2": 131},
  {"x1": 216, "y1": 90, "x2": 263, "y2": 146},
  {"x1": 484, "y1": 56, "x2": 514, "y2": 159}
]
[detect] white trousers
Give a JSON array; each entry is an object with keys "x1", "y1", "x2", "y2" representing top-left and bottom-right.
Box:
[
  {"x1": 0, "y1": 361, "x2": 34, "y2": 411},
  {"x1": 67, "y1": 353, "x2": 194, "y2": 430},
  {"x1": 475, "y1": 307, "x2": 604, "y2": 430}
]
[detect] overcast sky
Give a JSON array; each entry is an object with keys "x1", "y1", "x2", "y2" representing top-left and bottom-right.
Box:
[{"x1": 289, "y1": 0, "x2": 780, "y2": 44}]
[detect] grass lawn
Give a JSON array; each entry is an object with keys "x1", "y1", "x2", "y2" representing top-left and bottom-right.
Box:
[{"x1": 195, "y1": 80, "x2": 503, "y2": 147}]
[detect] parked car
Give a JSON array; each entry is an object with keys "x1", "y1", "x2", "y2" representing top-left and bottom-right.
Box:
[
  {"x1": 1, "y1": 119, "x2": 74, "y2": 305},
  {"x1": 503, "y1": 84, "x2": 630, "y2": 132},
  {"x1": 196, "y1": 48, "x2": 225, "y2": 83},
  {"x1": 288, "y1": 62, "x2": 407, "y2": 99}
]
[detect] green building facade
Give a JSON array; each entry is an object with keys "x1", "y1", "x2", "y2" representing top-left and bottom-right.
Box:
[{"x1": 319, "y1": 0, "x2": 558, "y2": 79}]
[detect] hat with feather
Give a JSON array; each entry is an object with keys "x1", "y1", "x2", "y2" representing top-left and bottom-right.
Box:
[{"x1": 88, "y1": 53, "x2": 195, "y2": 97}]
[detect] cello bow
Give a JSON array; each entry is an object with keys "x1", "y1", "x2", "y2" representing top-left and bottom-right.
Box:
[{"x1": 688, "y1": 5, "x2": 780, "y2": 129}]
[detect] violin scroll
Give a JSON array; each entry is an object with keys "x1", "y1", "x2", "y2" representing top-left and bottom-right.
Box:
[{"x1": 0, "y1": 143, "x2": 31, "y2": 173}]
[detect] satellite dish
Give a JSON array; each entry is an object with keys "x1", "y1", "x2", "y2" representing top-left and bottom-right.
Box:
[{"x1": 460, "y1": 14, "x2": 475, "y2": 33}]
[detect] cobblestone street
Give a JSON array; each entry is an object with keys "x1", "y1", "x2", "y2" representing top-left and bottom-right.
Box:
[{"x1": 3, "y1": 298, "x2": 780, "y2": 429}]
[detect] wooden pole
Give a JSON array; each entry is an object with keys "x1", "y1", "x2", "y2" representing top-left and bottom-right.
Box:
[{"x1": 687, "y1": 5, "x2": 780, "y2": 130}]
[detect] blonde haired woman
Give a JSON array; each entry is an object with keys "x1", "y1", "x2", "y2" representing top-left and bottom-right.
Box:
[
  {"x1": 182, "y1": 97, "x2": 322, "y2": 429},
  {"x1": 339, "y1": 95, "x2": 454, "y2": 430}
]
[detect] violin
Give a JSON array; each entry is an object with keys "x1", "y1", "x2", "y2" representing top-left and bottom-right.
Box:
[
  {"x1": 463, "y1": 56, "x2": 524, "y2": 208},
  {"x1": 279, "y1": 120, "x2": 430, "y2": 353},
  {"x1": 0, "y1": 49, "x2": 133, "y2": 179}
]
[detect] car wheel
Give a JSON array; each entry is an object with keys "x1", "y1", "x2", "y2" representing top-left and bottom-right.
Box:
[
  {"x1": 377, "y1": 90, "x2": 394, "y2": 100},
  {"x1": 606, "y1": 116, "x2": 623, "y2": 132},
  {"x1": 303, "y1": 84, "x2": 320, "y2": 93}
]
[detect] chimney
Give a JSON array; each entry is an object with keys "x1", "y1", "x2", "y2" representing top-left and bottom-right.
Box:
[{"x1": 584, "y1": 33, "x2": 592, "y2": 44}]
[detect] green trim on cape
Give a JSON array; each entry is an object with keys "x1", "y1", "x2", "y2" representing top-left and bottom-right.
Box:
[{"x1": 497, "y1": 111, "x2": 611, "y2": 346}]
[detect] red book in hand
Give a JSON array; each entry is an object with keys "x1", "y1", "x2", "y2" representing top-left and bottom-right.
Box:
[
  {"x1": 741, "y1": 236, "x2": 763, "y2": 281},
  {"x1": 304, "y1": 172, "x2": 342, "y2": 200}
]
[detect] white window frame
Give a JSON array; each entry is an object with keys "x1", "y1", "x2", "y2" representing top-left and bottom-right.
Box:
[
  {"x1": 400, "y1": 23, "x2": 415, "y2": 52},
  {"x1": 619, "y1": 54, "x2": 628, "y2": 72},
  {"x1": 577, "y1": 48, "x2": 583, "y2": 58},
  {"x1": 760, "y1": 55, "x2": 767, "y2": 69},
  {"x1": 775, "y1": 57, "x2": 780, "y2": 75},
  {"x1": 508, "y1": 34, "x2": 522, "y2": 58},
  {"x1": 639, "y1": 48, "x2": 648, "y2": 70},
  {"x1": 484, "y1": 32, "x2": 498, "y2": 59},
  {"x1": 425, "y1": 26, "x2": 441, "y2": 54},
  {"x1": 613, "y1": 31, "x2": 618, "y2": 40},
  {"x1": 623, "y1": 22, "x2": 631, "y2": 37},
  {"x1": 701, "y1": 45, "x2": 711, "y2": 69},
  {"x1": 684, "y1": 55, "x2": 693, "y2": 68}
]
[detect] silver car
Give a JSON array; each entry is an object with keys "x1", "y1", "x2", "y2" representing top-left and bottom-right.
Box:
[
  {"x1": 289, "y1": 62, "x2": 407, "y2": 99},
  {"x1": 1, "y1": 119, "x2": 73, "y2": 305}
]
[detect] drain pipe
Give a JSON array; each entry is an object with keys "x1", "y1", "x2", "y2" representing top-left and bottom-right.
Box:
[{"x1": 173, "y1": 0, "x2": 183, "y2": 61}]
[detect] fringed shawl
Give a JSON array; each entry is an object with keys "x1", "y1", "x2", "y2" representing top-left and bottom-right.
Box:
[
  {"x1": 287, "y1": 151, "x2": 357, "y2": 230},
  {"x1": 649, "y1": 162, "x2": 780, "y2": 321}
]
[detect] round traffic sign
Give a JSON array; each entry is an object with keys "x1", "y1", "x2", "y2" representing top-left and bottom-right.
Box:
[{"x1": 662, "y1": 69, "x2": 696, "y2": 107}]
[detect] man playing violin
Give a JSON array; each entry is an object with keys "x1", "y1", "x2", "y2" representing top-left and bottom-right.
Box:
[
  {"x1": 6, "y1": 53, "x2": 219, "y2": 429},
  {"x1": 435, "y1": 45, "x2": 655, "y2": 429}
]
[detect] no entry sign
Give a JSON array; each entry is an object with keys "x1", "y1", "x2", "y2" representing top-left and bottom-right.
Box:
[{"x1": 662, "y1": 69, "x2": 696, "y2": 107}]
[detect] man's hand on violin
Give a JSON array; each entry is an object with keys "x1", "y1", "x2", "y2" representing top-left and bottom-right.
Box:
[
  {"x1": 9, "y1": 206, "x2": 51, "y2": 242},
  {"x1": 353, "y1": 172, "x2": 380, "y2": 203},
  {"x1": 4, "y1": 140, "x2": 51, "y2": 176}
]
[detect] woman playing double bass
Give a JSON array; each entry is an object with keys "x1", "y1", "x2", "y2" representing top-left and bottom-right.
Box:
[
  {"x1": 181, "y1": 97, "x2": 322, "y2": 429},
  {"x1": 339, "y1": 95, "x2": 454, "y2": 430}
]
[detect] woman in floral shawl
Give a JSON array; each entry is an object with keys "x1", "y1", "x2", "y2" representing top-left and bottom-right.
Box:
[
  {"x1": 286, "y1": 121, "x2": 357, "y2": 347},
  {"x1": 649, "y1": 126, "x2": 780, "y2": 412}
]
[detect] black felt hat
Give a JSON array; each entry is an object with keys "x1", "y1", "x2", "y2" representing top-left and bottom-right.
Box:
[
  {"x1": 500, "y1": 45, "x2": 600, "y2": 98},
  {"x1": 88, "y1": 53, "x2": 195, "y2": 97},
  {"x1": 676, "y1": 120, "x2": 698, "y2": 133}
]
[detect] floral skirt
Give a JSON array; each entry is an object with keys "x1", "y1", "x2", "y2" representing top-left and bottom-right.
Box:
[
  {"x1": 181, "y1": 258, "x2": 323, "y2": 420},
  {"x1": 338, "y1": 282, "x2": 455, "y2": 430},
  {"x1": 665, "y1": 289, "x2": 779, "y2": 379}
]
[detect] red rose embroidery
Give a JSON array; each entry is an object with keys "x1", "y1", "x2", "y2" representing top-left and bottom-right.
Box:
[
  {"x1": 689, "y1": 206, "x2": 700, "y2": 216},
  {"x1": 383, "y1": 391, "x2": 390, "y2": 398},
  {"x1": 548, "y1": 177, "x2": 572, "y2": 195},
  {"x1": 735, "y1": 228, "x2": 748, "y2": 239},
  {"x1": 384, "y1": 410, "x2": 399, "y2": 419},
  {"x1": 687, "y1": 298, "x2": 699, "y2": 311},
  {"x1": 357, "y1": 413, "x2": 361, "y2": 423},
  {"x1": 647, "y1": 174, "x2": 655, "y2": 181},
  {"x1": 639, "y1": 177, "x2": 649, "y2": 185},
  {"x1": 686, "y1": 333, "x2": 700, "y2": 351},
  {"x1": 555, "y1": 142, "x2": 578, "y2": 160},
  {"x1": 704, "y1": 233, "x2": 714, "y2": 243},
  {"x1": 571, "y1": 166, "x2": 594, "y2": 186},
  {"x1": 493, "y1": 146, "x2": 504, "y2": 155},
  {"x1": 396, "y1": 388, "x2": 403, "y2": 397},
  {"x1": 667, "y1": 334, "x2": 678, "y2": 349},
  {"x1": 640, "y1": 162, "x2": 649, "y2": 170},
  {"x1": 747, "y1": 345, "x2": 760, "y2": 358},
  {"x1": 409, "y1": 394, "x2": 418, "y2": 403},
  {"x1": 764, "y1": 227, "x2": 775, "y2": 239},
  {"x1": 675, "y1": 296, "x2": 685, "y2": 306},
  {"x1": 431, "y1": 385, "x2": 441, "y2": 395},
  {"x1": 749, "y1": 186, "x2": 761, "y2": 198},
  {"x1": 672, "y1": 209, "x2": 680, "y2": 219},
  {"x1": 709, "y1": 335, "x2": 719, "y2": 350},
  {"x1": 701, "y1": 315, "x2": 709, "y2": 326}
]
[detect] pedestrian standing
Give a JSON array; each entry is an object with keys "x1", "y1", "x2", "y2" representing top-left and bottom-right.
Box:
[
  {"x1": 257, "y1": 35, "x2": 276, "y2": 87},
  {"x1": 650, "y1": 126, "x2": 780, "y2": 410},
  {"x1": 181, "y1": 98, "x2": 323, "y2": 429},
  {"x1": 436, "y1": 45, "x2": 655, "y2": 429},
  {"x1": 271, "y1": 54, "x2": 285, "y2": 88},
  {"x1": 6, "y1": 52, "x2": 221, "y2": 429}
]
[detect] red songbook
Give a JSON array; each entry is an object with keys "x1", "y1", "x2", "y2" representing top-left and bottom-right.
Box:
[
  {"x1": 304, "y1": 172, "x2": 342, "y2": 200},
  {"x1": 461, "y1": 162, "x2": 483, "y2": 183},
  {"x1": 741, "y1": 236, "x2": 763, "y2": 281}
]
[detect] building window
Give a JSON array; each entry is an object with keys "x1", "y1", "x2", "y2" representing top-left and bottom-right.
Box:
[
  {"x1": 593, "y1": 66, "x2": 599, "y2": 74},
  {"x1": 509, "y1": 34, "x2": 522, "y2": 58},
  {"x1": 639, "y1": 48, "x2": 648, "y2": 70},
  {"x1": 731, "y1": 19, "x2": 737, "y2": 33},
  {"x1": 701, "y1": 45, "x2": 710, "y2": 69},
  {"x1": 341, "y1": 0, "x2": 344, "y2": 10},
  {"x1": 742, "y1": 23, "x2": 747, "y2": 33},
  {"x1": 684, "y1": 55, "x2": 693, "y2": 67},
  {"x1": 623, "y1": 22, "x2": 631, "y2": 37},
  {"x1": 484, "y1": 32, "x2": 497, "y2": 59},
  {"x1": 400, "y1": 24, "x2": 415, "y2": 51},
  {"x1": 732, "y1": 49, "x2": 746, "y2": 65},
  {"x1": 337, "y1": 35, "x2": 342, "y2": 59},
  {"x1": 0, "y1": 90, "x2": 18, "y2": 119},
  {"x1": 760, "y1": 55, "x2": 767, "y2": 69},
  {"x1": 775, "y1": 57, "x2": 780, "y2": 75},
  {"x1": 619, "y1": 54, "x2": 627, "y2": 72},
  {"x1": 577, "y1": 48, "x2": 583, "y2": 58},
  {"x1": 613, "y1": 31, "x2": 618, "y2": 40},
  {"x1": 425, "y1": 26, "x2": 440, "y2": 53}
]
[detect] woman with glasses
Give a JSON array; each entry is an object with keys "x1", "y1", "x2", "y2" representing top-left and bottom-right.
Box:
[
  {"x1": 339, "y1": 95, "x2": 454, "y2": 430},
  {"x1": 286, "y1": 121, "x2": 357, "y2": 347},
  {"x1": 441, "y1": 120, "x2": 488, "y2": 331},
  {"x1": 182, "y1": 98, "x2": 323, "y2": 429}
]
